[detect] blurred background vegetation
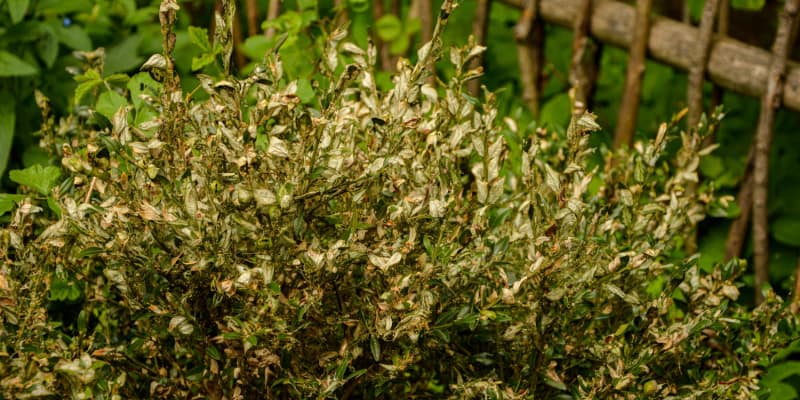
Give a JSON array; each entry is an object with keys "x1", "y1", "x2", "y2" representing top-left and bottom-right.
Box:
[{"x1": 1, "y1": 0, "x2": 800, "y2": 394}]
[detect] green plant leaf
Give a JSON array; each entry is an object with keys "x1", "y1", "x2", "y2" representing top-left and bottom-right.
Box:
[
  {"x1": 54, "y1": 25, "x2": 92, "y2": 51},
  {"x1": 37, "y1": 28, "x2": 59, "y2": 68},
  {"x1": 240, "y1": 35, "x2": 272, "y2": 60},
  {"x1": 74, "y1": 70, "x2": 103, "y2": 105},
  {"x1": 539, "y1": 93, "x2": 571, "y2": 130},
  {"x1": 0, "y1": 51, "x2": 38, "y2": 77},
  {"x1": 731, "y1": 0, "x2": 765, "y2": 10},
  {"x1": 9, "y1": 164, "x2": 62, "y2": 195},
  {"x1": 7, "y1": 0, "x2": 30, "y2": 24},
  {"x1": 0, "y1": 97, "x2": 14, "y2": 180},
  {"x1": 296, "y1": 78, "x2": 315, "y2": 104},
  {"x1": 375, "y1": 14, "x2": 403, "y2": 42},
  {"x1": 348, "y1": 0, "x2": 369, "y2": 13},
  {"x1": 191, "y1": 52, "x2": 217, "y2": 71},
  {"x1": 772, "y1": 218, "x2": 800, "y2": 247},
  {"x1": 96, "y1": 91, "x2": 128, "y2": 120},
  {"x1": 0, "y1": 194, "x2": 26, "y2": 216},
  {"x1": 104, "y1": 35, "x2": 144, "y2": 74},
  {"x1": 188, "y1": 26, "x2": 211, "y2": 52}
]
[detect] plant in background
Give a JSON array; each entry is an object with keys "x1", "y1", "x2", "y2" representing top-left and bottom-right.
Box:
[{"x1": 0, "y1": 0, "x2": 798, "y2": 398}]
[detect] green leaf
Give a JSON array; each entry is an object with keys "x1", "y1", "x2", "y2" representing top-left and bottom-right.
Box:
[
  {"x1": 104, "y1": 35, "x2": 144, "y2": 74},
  {"x1": 296, "y1": 78, "x2": 315, "y2": 104},
  {"x1": 0, "y1": 51, "x2": 38, "y2": 77},
  {"x1": 699, "y1": 154, "x2": 724, "y2": 178},
  {"x1": 375, "y1": 14, "x2": 403, "y2": 41},
  {"x1": 7, "y1": 0, "x2": 30, "y2": 24},
  {"x1": 0, "y1": 97, "x2": 14, "y2": 180},
  {"x1": 96, "y1": 91, "x2": 128, "y2": 120},
  {"x1": 539, "y1": 93, "x2": 571, "y2": 130},
  {"x1": 188, "y1": 26, "x2": 211, "y2": 52},
  {"x1": 348, "y1": 0, "x2": 369, "y2": 13},
  {"x1": 9, "y1": 164, "x2": 62, "y2": 195},
  {"x1": 0, "y1": 194, "x2": 26, "y2": 216},
  {"x1": 46, "y1": 195, "x2": 61, "y2": 217},
  {"x1": 761, "y1": 361, "x2": 800, "y2": 385},
  {"x1": 191, "y1": 52, "x2": 217, "y2": 71},
  {"x1": 731, "y1": 0, "x2": 765, "y2": 10},
  {"x1": 37, "y1": 28, "x2": 59, "y2": 68},
  {"x1": 36, "y1": 0, "x2": 91, "y2": 14},
  {"x1": 73, "y1": 70, "x2": 103, "y2": 105},
  {"x1": 54, "y1": 25, "x2": 92, "y2": 51},
  {"x1": 389, "y1": 34, "x2": 409, "y2": 55},
  {"x1": 772, "y1": 218, "x2": 800, "y2": 247},
  {"x1": 240, "y1": 35, "x2": 272, "y2": 60}
]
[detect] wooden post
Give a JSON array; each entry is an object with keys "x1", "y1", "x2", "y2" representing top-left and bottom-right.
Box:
[
  {"x1": 569, "y1": 0, "x2": 598, "y2": 110},
  {"x1": 514, "y1": 0, "x2": 543, "y2": 116},
  {"x1": 613, "y1": 0, "x2": 652, "y2": 148},
  {"x1": 752, "y1": 0, "x2": 799, "y2": 304},
  {"x1": 467, "y1": 0, "x2": 492, "y2": 96}
]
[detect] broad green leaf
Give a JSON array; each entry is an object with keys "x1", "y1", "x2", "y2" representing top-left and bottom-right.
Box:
[
  {"x1": 9, "y1": 164, "x2": 62, "y2": 195},
  {"x1": 73, "y1": 71, "x2": 103, "y2": 105},
  {"x1": 296, "y1": 78, "x2": 315, "y2": 104},
  {"x1": 375, "y1": 14, "x2": 403, "y2": 42},
  {"x1": 47, "y1": 195, "x2": 61, "y2": 217},
  {"x1": 731, "y1": 0, "x2": 765, "y2": 10},
  {"x1": 191, "y1": 52, "x2": 216, "y2": 71},
  {"x1": 699, "y1": 154, "x2": 724, "y2": 178},
  {"x1": 104, "y1": 35, "x2": 144, "y2": 74},
  {"x1": 0, "y1": 51, "x2": 38, "y2": 77},
  {"x1": 772, "y1": 218, "x2": 800, "y2": 247},
  {"x1": 7, "y1": 0, "x2": 30, "y2": 24},
  {"x1": 297, "y1": 0, "x2": 317, "y2": 10},
  {"x1": 389, "y1": 34, "x2": 409, "y2": 55},
  {"x1": 348, "y1": 0, "x2": 369, "y2": 13},
  {"x1": 0, "y1": 194, "x2": 26, "y2": 216},
  {"x1": 188, "y1": 26, "x2": 211, "y2": 52},
  {"x1": 35, "y1": 0, "x2": 91, "y2": 14},
  {"x1": 54, "y1": 25, "x2": 92, "y2": 51},
  {"x1": 37, "y1": 28, "x2": 59, "y2": 68},
  {"x1": 0, "y1": 97, "x2": 14, "y2": 179},
  {"x1": 240, "y1": 35, "x2": 272, "y2": 60},
  {"x1": 539, "y1": 93, "x2": 571, "y2": 130},
  {"x1": 761, "y1": 361, "x2": 800, "y2": 385},
  {"x1": 96, "y1": 91, "x2": 128, "y2": 120}
]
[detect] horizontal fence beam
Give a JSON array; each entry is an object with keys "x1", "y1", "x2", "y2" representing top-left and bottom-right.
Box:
[{"x1": 498, "y1": 0, "x2": 800, "y2": 112}]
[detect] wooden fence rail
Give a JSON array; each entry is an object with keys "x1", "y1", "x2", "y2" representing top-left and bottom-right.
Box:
[{"x1": 498, "y1": 0, "x2": 800, "y2": 113}]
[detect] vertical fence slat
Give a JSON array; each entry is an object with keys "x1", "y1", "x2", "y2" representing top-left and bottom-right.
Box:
[
  {"x1": 569, "y1": 0, "x2": 597, "y2": 112},
  {"x1": 684, "y1": 0, "x2": 720, "y2": 254},
  {"x1": 468, "y1": 0, "x2": 492, "y2": 96},
  {"x1": 265, "y1": 0, "x2": 281, "y2": 39},
  {"x1": 687, "y1": 0, "x2": 719, "y2": 130},
  {"x1": 613, "y1": 0, "x2": 652, "y2": 148},
  {"x1": 753, "y1": 0, "x2": 799, "y2": 305},
  {"x1": 515, "y1": 0, "x2": 543, "y2": 116}
]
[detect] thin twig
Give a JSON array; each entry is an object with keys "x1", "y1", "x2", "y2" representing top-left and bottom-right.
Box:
[
  {"x1": 724, "y1": 150, "x2": 754, "y2": 261},
  {"x1": 752, "y1": 0, "x2": 799, "y2": 305},
  {"x1": 613, "y1": 0, "x2": 652, "y2": 149},
  {"x1": 791, "y1": 256, "x2": 800, "y2": 314},
  {"x1": 467, "y1": 0, "x2": 492, "y2": 97},
  {"x1": 418, "y1": 0, "x2": 435, "y2": 83}
]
